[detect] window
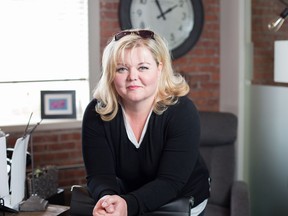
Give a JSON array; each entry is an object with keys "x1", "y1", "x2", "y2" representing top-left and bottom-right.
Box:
[{"x1": 0, "y1": 0, "x2": 90, "y2": 127}]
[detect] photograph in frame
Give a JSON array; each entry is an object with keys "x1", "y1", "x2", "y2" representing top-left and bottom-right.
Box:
[{"x1": 41, "y1": 90, "x2": 76, "y2": 119}]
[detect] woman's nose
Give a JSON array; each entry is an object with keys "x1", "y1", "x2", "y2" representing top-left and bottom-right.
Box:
[{"x1": 128, "y1": 68, "x2": 138, "y2": 81}]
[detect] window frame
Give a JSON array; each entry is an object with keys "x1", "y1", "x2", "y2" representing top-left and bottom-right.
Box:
[{"x1": 1, "y1": 0, "x2": 100, "y2": 133}]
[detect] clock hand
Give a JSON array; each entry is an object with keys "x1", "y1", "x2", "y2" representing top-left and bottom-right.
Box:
[
  {"x1": 155, "y1": 0, "x2": 166, "y2": 20},
  {"x1": 157, "y1": 5, "x2": 178, "y2": 19}
]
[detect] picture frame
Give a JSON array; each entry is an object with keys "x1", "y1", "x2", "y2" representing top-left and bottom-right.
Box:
[{"x1": 41, "y1": 90, "x2": 76, "y2": 119}]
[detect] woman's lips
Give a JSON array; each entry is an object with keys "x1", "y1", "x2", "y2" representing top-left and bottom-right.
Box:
[{"x1": 127, "y1": 85, "x2": 141, "y2": 90}]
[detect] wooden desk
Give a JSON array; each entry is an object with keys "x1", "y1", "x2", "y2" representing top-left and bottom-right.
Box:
[{"x1": 4, "y1": 205, "x2": 69, "y2": 216}]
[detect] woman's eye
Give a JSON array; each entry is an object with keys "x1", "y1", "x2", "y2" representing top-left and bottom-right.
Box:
[
  {"x1": 116, "y1": 67, "x2": 127, "y2": 73},
  {"x1": 139, "y1": 66, "x2": 149, "y2": 71}
]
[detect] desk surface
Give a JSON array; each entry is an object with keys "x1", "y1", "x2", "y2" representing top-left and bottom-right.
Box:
[{"x1": 5, "y1": 204, "x2": 69, "y2": 216}]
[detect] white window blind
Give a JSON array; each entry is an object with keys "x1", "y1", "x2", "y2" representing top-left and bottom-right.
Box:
[{"x1": 0, "y1": 0, "x2": 89, "y2": 126}]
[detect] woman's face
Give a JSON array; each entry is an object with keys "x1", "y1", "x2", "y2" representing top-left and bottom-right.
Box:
[{"x1": 113, "y1": 46, "x2": 162, "y2": 106}]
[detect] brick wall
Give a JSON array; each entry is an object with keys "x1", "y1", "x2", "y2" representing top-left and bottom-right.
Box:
[
  {"x1": 252, "y1": 0, "x2": 288, "y2": 86},
  {"x1": 7, "y1": 0, "x2": 222, "y2": 190}
]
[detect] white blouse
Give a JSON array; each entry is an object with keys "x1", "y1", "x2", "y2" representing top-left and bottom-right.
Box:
[{"x1": 121, "y1": 106, "x2": 153, "y2": 148}]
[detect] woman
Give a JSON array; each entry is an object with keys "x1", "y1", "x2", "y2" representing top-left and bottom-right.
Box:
[{"x1": 82, "y1": 29, "x2": 210, "y2": 216}]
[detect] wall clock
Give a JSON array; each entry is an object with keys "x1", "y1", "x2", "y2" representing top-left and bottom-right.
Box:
[{"x1": 119, "y1": 0, "x2": 204, "y2": 59}]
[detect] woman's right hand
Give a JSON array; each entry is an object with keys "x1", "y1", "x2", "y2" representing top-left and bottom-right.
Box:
[{"x1": 93, "y1": 195, "x2": 127, "y2": 216}]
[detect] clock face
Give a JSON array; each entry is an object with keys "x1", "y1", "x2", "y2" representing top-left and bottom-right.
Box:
[
  {"x1": 119, "y1": 0, "x2": 204, "y2": 59},
  {"x1": 130, "y1": 0, "x2": 194, "y2": 51}
]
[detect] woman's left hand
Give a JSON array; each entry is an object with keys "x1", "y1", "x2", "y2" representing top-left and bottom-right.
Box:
[{"x1": 93, "y1": 195, "x2": 128, "y2": 216}]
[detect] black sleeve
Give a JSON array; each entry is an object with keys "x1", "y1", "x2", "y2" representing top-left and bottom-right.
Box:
[{"x1": 82, "y1": 100, "x2": 120, "y2": 200}]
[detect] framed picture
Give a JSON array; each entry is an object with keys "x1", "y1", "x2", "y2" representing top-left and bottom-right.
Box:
[{"x1": 41, "y1": 90, "x2": 76, "y2": 119}]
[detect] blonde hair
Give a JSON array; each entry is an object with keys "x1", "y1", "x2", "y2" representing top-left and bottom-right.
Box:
[{"x1": 93, "y1": 29, "x2": 189, "y2": 121}]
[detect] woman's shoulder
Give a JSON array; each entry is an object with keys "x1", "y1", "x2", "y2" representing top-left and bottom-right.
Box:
[
  {"x1": 158, "y1": 96, "x2": 200, "y2": 133},
  {"x1": 83, "y1": 99, "x2": 99, "y2": 118},
  {"x1": 178, "y1": 95, "x2": 193, "y2": 104},
  {"x1": 83, "y1": 99, "x2": 122, "y2": 122},
  {"x1": 162, "y1": 96, "x2": 199, "y2": 120},
  {"x1": 172, "y1": 96, "x2": 197, "y2": 112},
  {"x1": 84, "y1": 99, "x2": 97, "y2": 111}
]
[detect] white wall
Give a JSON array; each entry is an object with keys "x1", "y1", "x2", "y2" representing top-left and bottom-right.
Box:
[
  {"x1": 250, "y1": 85, "x2": 288, "y2": 216},
  {"x1": 220, "y1": 0, "x2": 252, "y2": 181}
]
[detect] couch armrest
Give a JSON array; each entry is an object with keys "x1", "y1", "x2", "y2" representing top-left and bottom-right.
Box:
[{"x1": 231, "y1": 181, "x2": 250, "y2": 216}]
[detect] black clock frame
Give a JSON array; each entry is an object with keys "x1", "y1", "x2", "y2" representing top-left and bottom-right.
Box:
[{"x1": 118, "y1": 0, "x2": 205, "y2": 59}]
